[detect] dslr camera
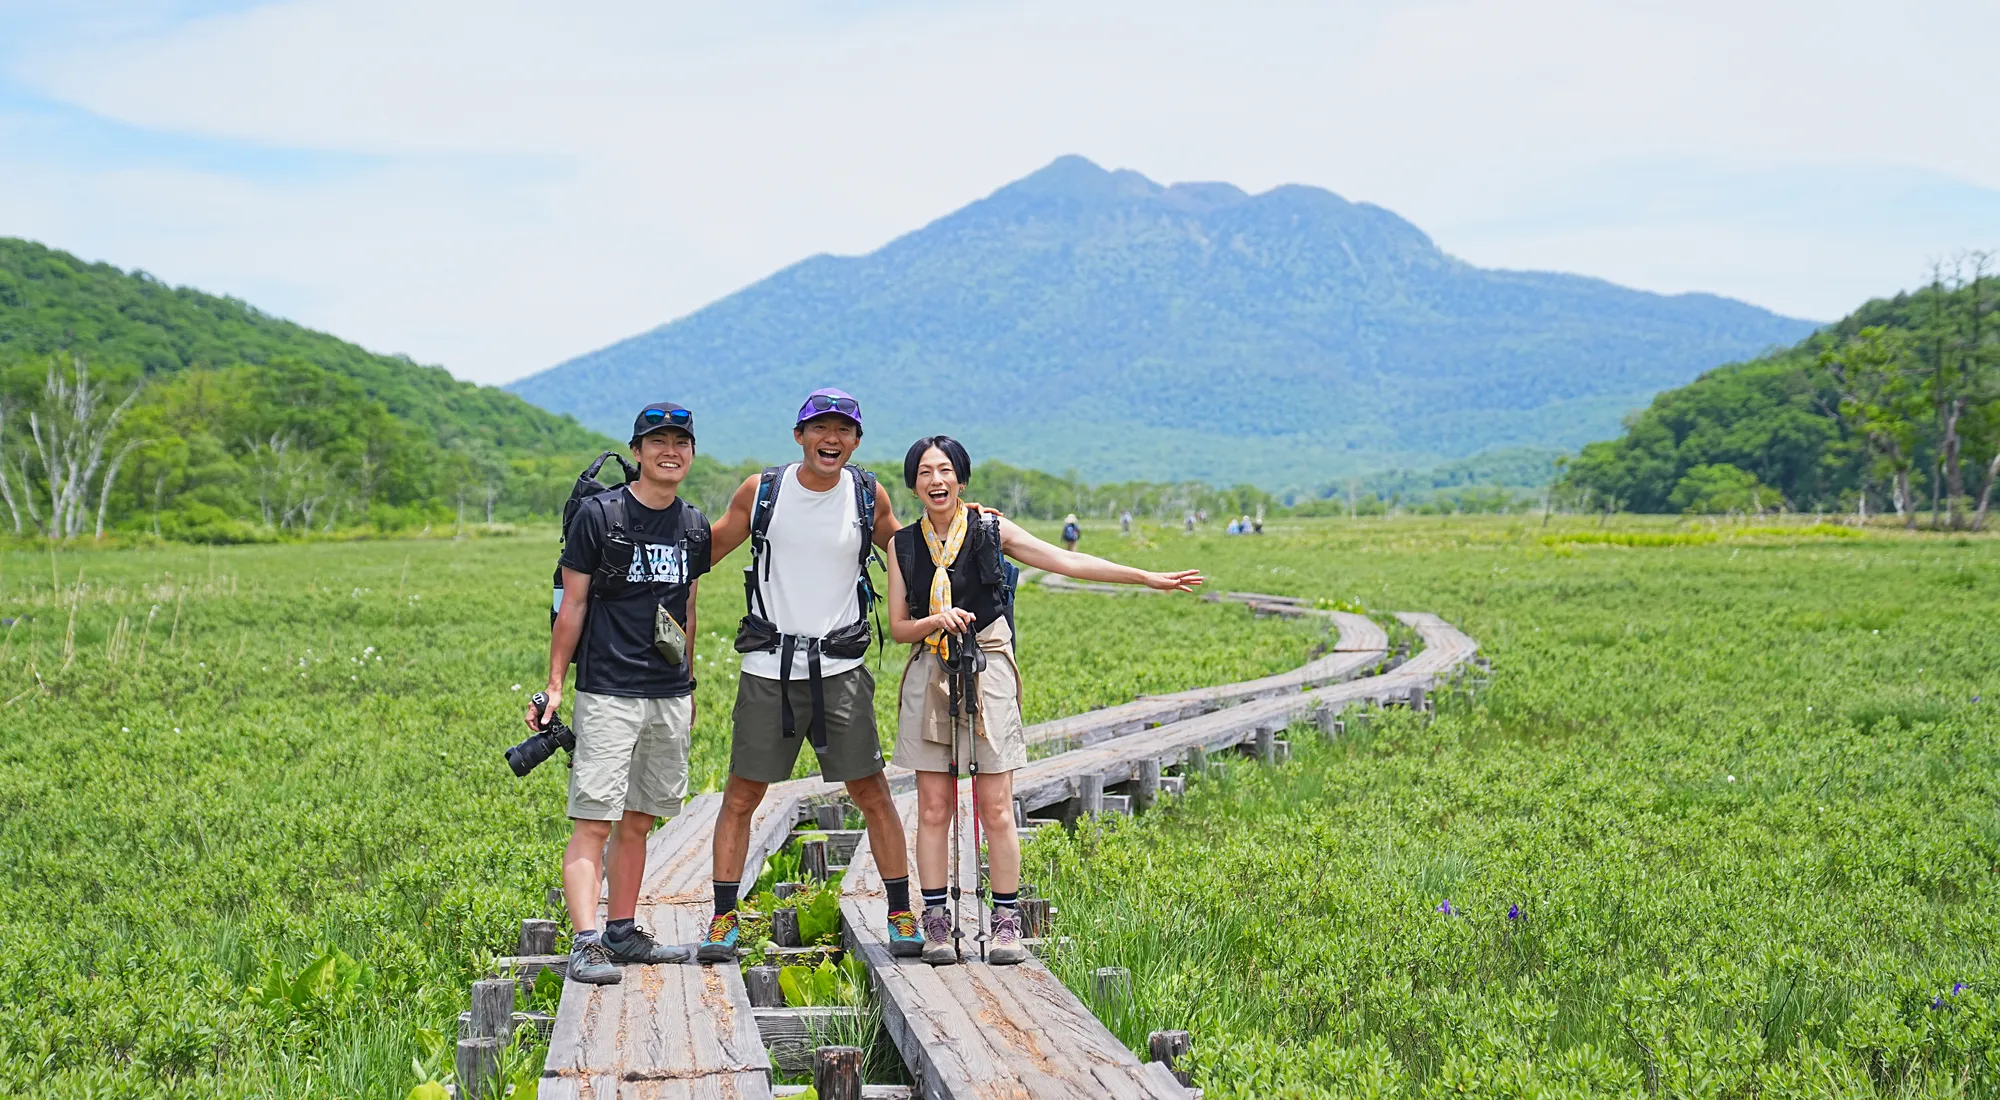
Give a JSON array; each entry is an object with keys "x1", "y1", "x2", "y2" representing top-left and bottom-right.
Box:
[{"x1": 506, "y1": 691, "x2": 575, "y2": 777}]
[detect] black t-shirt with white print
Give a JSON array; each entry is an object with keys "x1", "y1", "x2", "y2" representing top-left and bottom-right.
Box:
[{"x1": 558, "y1": 488, "x2": 710, "y2": 698}]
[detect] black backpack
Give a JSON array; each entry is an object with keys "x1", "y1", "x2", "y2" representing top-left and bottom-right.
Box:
[{"x1": 552, "y1": 451, "x2": 711, "y2": 647}]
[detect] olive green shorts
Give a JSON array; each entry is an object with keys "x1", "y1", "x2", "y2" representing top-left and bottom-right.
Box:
[{"x1": 730, "y1": 667, "x2": 884, "y2": 783}]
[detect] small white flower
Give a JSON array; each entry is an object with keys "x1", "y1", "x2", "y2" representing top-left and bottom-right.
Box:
[
  {"x1": 351, "y1": 675, "x2": 357, "y2": 681},
  {"x1": 1726, "y1": 775, "x2": 1736, "y2": 782},
  {"x1": 173, "y1": 727, "x2": 181, "y2": 733},
  {"x1": 511, "y1": 684, "x2": 522, "y2": 691},
  {"x1": 121, "y1": 727, "x2": 130, "y2": 733},
  {"x1": 1872, "y1": 629, "x2": 1879, "y2": 634}
]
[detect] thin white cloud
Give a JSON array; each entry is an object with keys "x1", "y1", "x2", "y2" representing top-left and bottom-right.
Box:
[{"x1": 3, "y1": 0, "x2": 1997, "y2": 383}]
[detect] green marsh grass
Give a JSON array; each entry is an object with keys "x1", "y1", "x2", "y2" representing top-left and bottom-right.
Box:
[{"x1": 1027, "y1": 516, "x2": 2000, "y2": 1098}]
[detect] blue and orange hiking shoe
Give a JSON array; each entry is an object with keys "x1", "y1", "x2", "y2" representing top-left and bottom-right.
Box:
[
  {"x1": 695, "y1": 911, "x2": 740, "y2": 964},
  {"x1": 887, "y1": 909, "x2": 924, "y2": 958}
]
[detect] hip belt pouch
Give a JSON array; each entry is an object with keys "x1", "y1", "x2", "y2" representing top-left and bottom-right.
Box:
[{"x1": 821, "y1": 618, "x2": 872, "y2": 661}]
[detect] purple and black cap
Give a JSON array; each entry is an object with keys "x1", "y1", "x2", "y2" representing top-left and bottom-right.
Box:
[
  {"x1": 631, "y1": 401, "x2": 694, "y2": 446},
  {"x1": 795, "y1": 388, "x2": 862, "y2": 433}
]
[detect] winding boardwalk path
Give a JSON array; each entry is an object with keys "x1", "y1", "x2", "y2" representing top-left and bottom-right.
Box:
[{"x1": 539, "y1": 579, "x2": 1479, "y2": 1099}]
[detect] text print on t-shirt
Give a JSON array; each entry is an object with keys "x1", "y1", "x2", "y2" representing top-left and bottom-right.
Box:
[{"x1": 626, "y1": 541, "x2": 690, "y2": 585}]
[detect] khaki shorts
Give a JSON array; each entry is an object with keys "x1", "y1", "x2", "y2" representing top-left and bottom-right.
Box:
[
  {"x1": 891, "y1": 621, "x2": 1028, "y2": 775},
  {"x1": 730, "y1": 667, "x2": 885, "y2": 783},
  {"x1": 568, "y1": 691, "x2": 692, "y2": 821}
]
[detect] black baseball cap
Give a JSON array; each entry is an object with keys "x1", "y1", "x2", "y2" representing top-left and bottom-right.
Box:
[{"x1": 631, "y1": 402, "x2": 695, "y2": 445}]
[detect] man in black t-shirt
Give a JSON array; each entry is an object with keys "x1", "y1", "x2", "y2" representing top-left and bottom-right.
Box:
[{"x1": 525, "y1": 401, "x2": 712, "y2": 985}]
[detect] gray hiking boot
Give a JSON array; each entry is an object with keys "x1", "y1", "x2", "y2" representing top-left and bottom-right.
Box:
[
  {"x1": 920, "y1": 905, "x2": 957, "y2": 966},
  {"x1": 567, "y1": 937, "x2": 622, "y2": 985},
  {"x1": 987, "y1": 906, "x2": 1029, "y2": 966},
  {"x1": 603, "y1": 923, "x2": 689, "y2": 965}
]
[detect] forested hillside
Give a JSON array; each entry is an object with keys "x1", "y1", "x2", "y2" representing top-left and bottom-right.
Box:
[
  {"x1": 511, "y1": 156, "x2": 1815, "y2": 490},
  {"x1": 0, "y1": 239, "x2": 614, "y2": 541},
  {"x1": 1560, "y1": 259, "x2": 1999, "y2": 526}
]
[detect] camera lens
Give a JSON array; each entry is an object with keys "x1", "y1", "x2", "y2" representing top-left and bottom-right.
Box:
[{"x1": 505, "y1": 729, "x2": 558, "y2": 777}]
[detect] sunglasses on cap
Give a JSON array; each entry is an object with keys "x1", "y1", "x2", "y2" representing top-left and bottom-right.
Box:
[
  {"x1": 642, "y1": 407, "x2": 692, "y2": 427},
  {"x1": 804, "y1": 394, "x2": 860, "y2": 416}
]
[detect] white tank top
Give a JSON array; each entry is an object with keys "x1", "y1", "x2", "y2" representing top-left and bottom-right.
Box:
[{"x1": 739, "y1": 464, "x2": 868, "y2": 681}]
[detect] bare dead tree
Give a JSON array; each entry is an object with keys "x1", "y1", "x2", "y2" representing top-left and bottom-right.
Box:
[{"x1": 24, "y1": 357, "x2": 142, "y2": 540}]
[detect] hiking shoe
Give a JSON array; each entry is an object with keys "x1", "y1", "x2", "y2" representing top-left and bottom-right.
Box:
[
  {"x1": 887, "y1": 910, "x2": 924, "y2": 957},
  {"x1": 603, "y1": 923, "x2": 689, "y2": 965},
  {"x1": 567, "y1": 938, "x2": 622, "y2": 985},
  {"x1": 987, "y1": 907, "x2": 1028, "y2": 966},
  {"x1": 920, "y1": 905, "x2": 956, "y2": 966},
  {"x1": 695, "y1": 911, "x2": 740, "y2": 964}
]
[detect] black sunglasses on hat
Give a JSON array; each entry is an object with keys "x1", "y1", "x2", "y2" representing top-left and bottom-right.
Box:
[{"x1": 632, "y1": 402, "x2": 695, "y2": 444}]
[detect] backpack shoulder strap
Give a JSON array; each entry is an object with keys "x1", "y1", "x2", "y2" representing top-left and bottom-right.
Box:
[
  {"x1": 683, "y1": 500, "x2": 713, "y2": 579},
  {"x1": 850, "y1": 467, "x2": 879, "y2": 566},
  {"x1": 749, "y1": 464, "x2": 786, "y2": 568}
]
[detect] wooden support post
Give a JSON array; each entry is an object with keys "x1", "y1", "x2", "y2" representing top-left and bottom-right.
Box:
[
  {"x1": 815, "y1": 803, "x2": 845, "y2": 831},
  {"x1": 468, "y1": 978, "x2": 515, "y2": 1042},
  {"x1": 1409, "y1": 685, "x2": 1428, "y2": 712},
  {"x1": 1159, "y1": 775, "x2": 1186, "y2": 798},
  {"x1": 455, "y1": 1037, "x2": 501, "y2": 1100},
  {"x1": 1092, "y1": 966, "x2": 1132, "y2": 1006},
  {"x1": 1135, "y1": 758, "x2": 1161, "y2": 811},
  {"x1": 1149, "y1": 1030, "x2": 1194, "y2": 1086},
  {"x1": 1078, "y1": 773, "x2": 1104, "y2": 818},
  {"x1": 1273, "y1": 739, "x2": 1291, "y2": 764},
  {"x1": 517, "y1": 918, "x2": 557, "y2": 957},
  {"x1": 1255, "y1": 723, "x2": 1277, "y2": 765},
  {"x1": 800, "y1": 838, "x2": 830, "y2": 882},
  {"x1": 746, "y1": 965, "x2": 785, "y2": 1008},
  {"x1": 1099, "y1": 793, "x2": 1132, "y2": 816},
  {"x1": 775, "y1": 881, "x2": 801, "y2": 900},
  {"x1": 813, "y1": 1045, "x2": 864, "y2": 1100},
  {"x1": 1020, "y1": 897, "x2": 1051, "y2": 938},
  {"x1": 1014, "y1": 798, "x2": 1027, "y2": 827},
  {"x1": 545, "y1": 886, "x2": 564, "y2": 916},
  {"x1": 773, "y1": 908, "x2": 802, "y2": 948}
]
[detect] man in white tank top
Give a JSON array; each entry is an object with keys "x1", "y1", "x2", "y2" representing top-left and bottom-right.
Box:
[{"x1": 697, "y1": 388, "x2": 928, "y2": 960}]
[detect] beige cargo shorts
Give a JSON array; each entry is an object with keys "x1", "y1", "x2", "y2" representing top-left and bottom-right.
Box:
[
  {"x1": 890, "y1": 619, "x2": 1028, "y2": 775},
  {"x1": 568, "y1": 690, "x2": 692, "y2": 821}
]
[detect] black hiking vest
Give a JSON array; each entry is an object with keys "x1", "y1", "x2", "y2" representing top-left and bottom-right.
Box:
[{"x1": 894, "y1": 514, "x2": 1015, "y2": 637}]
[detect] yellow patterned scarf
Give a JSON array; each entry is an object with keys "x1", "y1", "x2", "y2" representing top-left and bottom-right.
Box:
[{"x1": 920, "y1": 504, "x2": 970, "y2": 657}]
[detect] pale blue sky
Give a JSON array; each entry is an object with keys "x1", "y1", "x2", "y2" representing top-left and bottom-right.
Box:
[{"x1": 5, "y1": 0, "x2": 1998, "y2": 385}]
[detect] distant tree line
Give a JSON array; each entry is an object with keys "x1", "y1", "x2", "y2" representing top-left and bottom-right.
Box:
[{"x1": 1559, "y1": 256, "x2": 2000, "y2": 528}]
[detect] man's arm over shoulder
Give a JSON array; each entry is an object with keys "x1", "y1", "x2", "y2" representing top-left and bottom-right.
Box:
[{"x1": 708, "y1": 473, "x2": 765, "y2": 562}]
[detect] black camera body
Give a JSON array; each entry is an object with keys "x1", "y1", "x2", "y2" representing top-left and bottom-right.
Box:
[{"x1": 507, "y1": 691, "x2": 576, "y2": 777}]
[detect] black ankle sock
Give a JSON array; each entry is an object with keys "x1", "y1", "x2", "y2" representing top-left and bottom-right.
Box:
[
  {"x1": 713, "y1": 880, "x2": 740, "y2": 916},
  {"x1": 921, "y1": 887, "x2": 948, "y2": 911},
  {"x1": 991, "y1": 890, "x2": 1019, "y2": 911},
  {"x1": 575, "y1": 928, "x2": 601, "y2": 944},
  {"x1": 883, "y1": 876, "x2": 911, "y2": 913},
  {"x1": 605, "y1": 917, "x2": 636, "y2": 939}
]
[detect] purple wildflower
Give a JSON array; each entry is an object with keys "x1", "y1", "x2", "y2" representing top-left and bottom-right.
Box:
[
  {"x1": 1954, "y1": 982, "x2": 1966, "y2": 996},
  {"x1": 1437, "y1": 899, "x2": 1456, "y2": 916},
  {"x1": 1508, "y1": 904, "x2": 1522, "y2": 921},
  {"x1": 1933, "y1": 996, "x2": 1946, "y2": 1010}
]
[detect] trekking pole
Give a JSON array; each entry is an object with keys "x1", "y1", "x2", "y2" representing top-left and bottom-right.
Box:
[
  {"x1": 966, "y1": 639, "x2": 987, "y2": 964},
  {"x1": 946, "y1": 634, "x2": 965, "y2": 964}
]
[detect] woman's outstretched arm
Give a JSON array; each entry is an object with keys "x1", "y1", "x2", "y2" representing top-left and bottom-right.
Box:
[{"x1": 996, "y1": 517, "x2": 1202, "y2": 592}]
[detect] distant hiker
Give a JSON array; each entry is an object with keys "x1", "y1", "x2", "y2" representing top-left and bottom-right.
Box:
[
  {"x1": 1061, "y1": 514, "x2": 1081, "y2": 551},
  {"x1": 889, "y1": 435, "x2": 1203, "y2": 965},
  {"x1": 698, "y1": 388, "x2": 927, "y2": 961},
  {"x1": 1120, "y1": 509, "x2": 1132, "y2": 535},
  {"x1": 1225, "y1": 517, "x2": 1242, "y2": 535},
  {"x1": 526, "y1": 401, "x2": 709, "y2": 984},
  {"x1": 1184, "y1": 512, "x2": 1196, "y2": 534},
  {"x1": 1252, "y1": 510, "x2": 1264, "y2": 535}
]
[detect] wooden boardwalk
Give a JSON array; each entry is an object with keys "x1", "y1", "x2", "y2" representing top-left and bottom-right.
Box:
[{"x1": 538, "y1": 584, "x2": 1478, "y2": 1099}]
